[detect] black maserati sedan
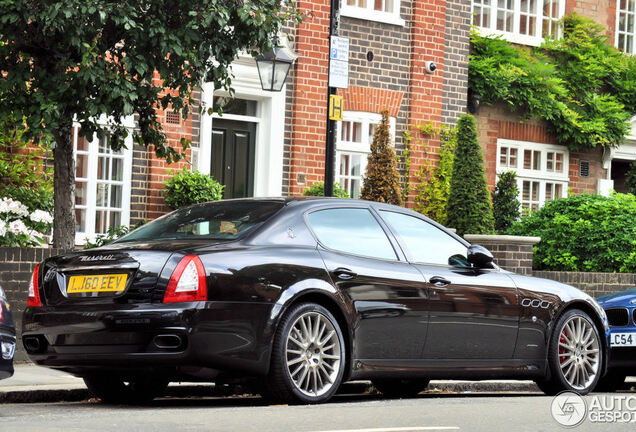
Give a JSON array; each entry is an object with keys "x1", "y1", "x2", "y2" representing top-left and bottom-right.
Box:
[
  {"x1": 23, "y1": 198, "x2": 609, "y2": 403},
  {"x1": 1, "y1": 284, "x2": 16, "y2": 380}
]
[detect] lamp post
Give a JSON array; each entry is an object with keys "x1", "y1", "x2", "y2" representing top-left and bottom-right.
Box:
[
  {"x1": 256, "y1": 45, "x2": 297, "y2": 92},
  {"x1": 324, "y1": 0, "x2": 341, "y2": 197}
]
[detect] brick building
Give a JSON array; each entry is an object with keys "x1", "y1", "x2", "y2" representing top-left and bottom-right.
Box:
[{"x1": 68, "y1": 1, "x2": 636, "y2": 245}]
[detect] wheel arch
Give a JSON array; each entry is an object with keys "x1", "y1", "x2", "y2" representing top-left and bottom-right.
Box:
[
  {"x1": 267, "y1": 286, "x2": 354, "y2": 381},
  {"x1": 546, "y1": 301, "x2": 609, "y2": 379}
]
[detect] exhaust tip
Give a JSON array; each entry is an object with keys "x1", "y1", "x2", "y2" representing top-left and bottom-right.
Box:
[
  {"x1": 153, "y1": 334, "x2": 183, "y2": 350},
  {"x1": 23, "y1": 336, "x2": 45, "y2": 353}
]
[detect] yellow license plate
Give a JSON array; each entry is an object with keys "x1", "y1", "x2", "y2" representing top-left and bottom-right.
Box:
[{"x1": 67, "y1": 274, "x2": 128, "y2": 294}]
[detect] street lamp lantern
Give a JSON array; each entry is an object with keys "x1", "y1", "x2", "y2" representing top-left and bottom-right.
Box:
[{"x1": 256, "y1": 45, "x2": 297, "y2": 92}]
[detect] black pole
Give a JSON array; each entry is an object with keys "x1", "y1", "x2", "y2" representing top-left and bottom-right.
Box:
[{"x1": 324, "y1": 0, "x2": 340, "y2": 197}]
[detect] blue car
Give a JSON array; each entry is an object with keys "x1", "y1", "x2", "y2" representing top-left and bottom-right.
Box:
[
  {"x1": 0, "y1": 284, "x2": 16, "y2": 380},
  {"x1": 596, "y1": 289, "x2": 636, "y2": 391}
]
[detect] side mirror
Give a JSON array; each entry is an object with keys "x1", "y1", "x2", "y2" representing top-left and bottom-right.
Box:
[{"x1": 467, "y1": 244, "x2": 494, "y2": 268}]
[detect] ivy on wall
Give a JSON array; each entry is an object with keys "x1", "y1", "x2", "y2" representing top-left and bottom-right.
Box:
[{"x1": 470, "y1": 14, "x2": 636, "y2": 151}]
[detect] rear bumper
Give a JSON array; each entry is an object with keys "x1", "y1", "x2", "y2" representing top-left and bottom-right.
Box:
[
  {"x1": 608, "y1": 347, "x2": 636, "y2": 372},
  {"x1": 0, "y1": 330, "x2": 16, "y2": 380},
  {"x1": 22, "y1": 301, "x2": 274, "y2": 377}
]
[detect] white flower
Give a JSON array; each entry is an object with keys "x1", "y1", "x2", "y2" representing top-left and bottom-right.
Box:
[
  {"x1": 30, "y1": 210, "x2": 54, "y2": 224},
  {"x1": 0, "y1": 198, "x2": 28, "y2": 217},
  {"x1": 8, "y1": 219, "x2": 29, "y2": 235},
  {"x1": 0, "y1": 221, "x2": 6, "y2": 237},
  {"x1": 29, "y1": 231, "x2": 45, "y2": 243}
]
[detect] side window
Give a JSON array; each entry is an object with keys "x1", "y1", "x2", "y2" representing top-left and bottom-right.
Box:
[
  {"x1": 307, "y1": 208, "x2": 397, "y2": 260},
  {"x1": 380, "y1": 211, "x2": 468, "y2": 266}
]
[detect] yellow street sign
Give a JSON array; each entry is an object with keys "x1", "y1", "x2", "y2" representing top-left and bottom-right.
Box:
[{"x1": 329, "y1": 95, "x2": 343, "y2": 121}]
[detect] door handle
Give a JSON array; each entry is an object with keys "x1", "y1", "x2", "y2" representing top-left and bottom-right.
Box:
[
  {"x1": 333, "y1": 267, "x2": 357, "y2": 280},
  {"x1": 430, "y1": 276, "x2": 451, "y2": 287}
]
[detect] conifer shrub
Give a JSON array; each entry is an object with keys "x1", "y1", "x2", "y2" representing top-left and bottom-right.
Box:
[
  {"x1": 493, "y1": 171, "x2": 520, "y2": 233},
  {"x1": 360, "y1": 110, "x2": 403, "y2": 206},
  {"x1": 446, "y1": 114, "x2": 494, "y2": 236}
]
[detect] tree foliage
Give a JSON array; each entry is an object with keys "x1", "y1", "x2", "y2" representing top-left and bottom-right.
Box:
[
  {"x1": 470, "y1": 14, "x2": 636, "y2": 151},
  {"x1": 446, "y1": 114, "x2": 494, "y2": 236},
  {"x1": 0, "y1": 119, "x2": 53, "y2": 212},
  {"x1": 492, "y1": 171, "x2": 520, "y2": 233},
  {"x1": 508, "y1": 193, "x2": 636, "y2": 273},
  {"x1": 360, "y1": 110, "x2": 403, "y2": 206},
  {"x1": 0, "y1": 0, "x2": 299, "y2": 247},
  {"x1": 413, "y1": 123, "x2": 457, "y2": 225},
  {"x1": 163, "y1": 169, "x2": 224, "y2": 210}
]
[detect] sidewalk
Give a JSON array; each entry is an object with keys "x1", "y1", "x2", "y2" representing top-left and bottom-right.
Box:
[{"x1": 0, "y1": 363, "x2": 552, "y2": 403}]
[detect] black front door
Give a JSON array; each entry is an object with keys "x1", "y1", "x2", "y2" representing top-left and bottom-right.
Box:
[{"x1": 211, "y1": 119, "x2": 256, "y2": 198}]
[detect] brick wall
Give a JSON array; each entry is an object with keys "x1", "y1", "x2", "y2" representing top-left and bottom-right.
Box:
[
  {"x1": 567, "y1": 0, "x2": 615, "y2": 40},
  {"x1": 0, "y1": 247, "x2": 68, "y2": 362},
  {"x1": 464, "y1": 234, "x2": 540, "y2": 276},
  {"x1": 474, "y1": 104, "x2": 608, "y2": 190},
  {"x1": 534, "y1": 271, "x2": 636, "y2": 299},
  {"x1": 441, "y1": 0, "x2": 471, "y2": 126}
]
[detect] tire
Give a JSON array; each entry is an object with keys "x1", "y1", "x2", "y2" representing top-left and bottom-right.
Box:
[
  {"x1": 372, "y1": 378, "x2": 429, "y2": 398},
  {"x1": 594, "y1": 371, "x2": 626, "y2": 393},
  {"x1": 84, "y1": 374, "x2": 169, "y2": 404},
  {"x1": 539, "y1": 308, "x2": 603, "y2": 396},
  {"x1": 262, "y1": 302, "x2": 346, "y2": 404}
]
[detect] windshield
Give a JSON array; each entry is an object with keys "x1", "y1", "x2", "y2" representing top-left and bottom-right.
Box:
[{"x1": 114, "y1": 200, "x2": 285, "y2": 243}]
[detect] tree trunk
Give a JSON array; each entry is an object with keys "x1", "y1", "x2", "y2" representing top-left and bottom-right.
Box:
[{"x1": 52, "y1": 122, "x2": 76, "y2": 249}]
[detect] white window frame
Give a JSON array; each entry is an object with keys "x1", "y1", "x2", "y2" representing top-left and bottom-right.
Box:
[
  {"x1": 73, "y1": 115, "x2": 134, "y2": 245},
  {"x1": 471, "y1": 0, "x2": 566, "y2": 46},
  {"x1": 616, "y1": 1, "x2": 636, "y2": 54},
  {"x1": 340, "y1": 0, "x2": 405, "y2": 27},
  {"x1": 335, "y1": 111, "x2": 395, "y2": 199},
  {"x1": 496, "y1": 139, "x2": 569, "y2": 212}
]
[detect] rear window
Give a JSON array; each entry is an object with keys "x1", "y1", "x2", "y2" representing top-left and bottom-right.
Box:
[{"x1": 114, "y1": 201, "x2": 284, "y2": 243}]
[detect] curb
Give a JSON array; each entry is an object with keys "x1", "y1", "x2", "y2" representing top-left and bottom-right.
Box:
[{"x1": 0, "y1": 381, "x2": 542, "y2": 404}]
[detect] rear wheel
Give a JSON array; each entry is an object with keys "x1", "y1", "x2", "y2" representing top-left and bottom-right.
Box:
[
  {"x1": 84, "y1": 375, "x2": 169, "y2": 404},
  {"x1": 263, "y1": 303, "x2": 346, "y2": 404},
  {"x1": 539, "y1": 309, "x2": 603, "y2": 395},
  {"x1": 372, "y1": 378, "x2": 429, "y2": 398},
  {"x1": 594, "y1": 371, "x2": 626, "y2": 393}
]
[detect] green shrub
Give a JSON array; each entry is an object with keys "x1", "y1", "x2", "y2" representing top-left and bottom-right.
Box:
[
  {"x1": 360, "y1": 110, "x2": 403, "y2": 206},
  {"x1": 507, "y1": 193, "x2": 636, "y2": 272},
  {"x1": 493, "y1": 171, "x2": 520, "y2": 233},
  {"x1": 303, "y1": 182, "x2": 349, "y2": 198},
  {"x1": 626, "y1": 160, "x2": 636, "y2": 195},
  {"x1": 413, "y1": 124, "x2": 457, "y2": 225},
  {"x1": 163, "y1": 169, "x2": 224, "y2": 210},
  {"x1": 446, "y1": 114, "x2": 494, "y2": 236}
]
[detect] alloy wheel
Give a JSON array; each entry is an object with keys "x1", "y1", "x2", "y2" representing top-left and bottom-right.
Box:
[
  {"x1": 557, "y1": 315, "x2": 600, "y2": 390},
  {"x1": 284, "y1": 311, "x2": 342, "y2": 397}
]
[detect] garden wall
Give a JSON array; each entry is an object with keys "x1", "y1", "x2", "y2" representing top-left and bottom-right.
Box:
[
  {"x1": 533, "y1": 271, "x2": 636, "y2": 299},
  {"x1": 0, "y1": 247, "x2": 67, "y2": 362}
]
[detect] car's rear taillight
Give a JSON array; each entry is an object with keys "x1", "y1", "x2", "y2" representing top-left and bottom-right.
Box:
[
  {"x1": 163, "y1": 256, "x2": 207, "y2": 303},
  {"x1": 27, "y1": 264, "x2": 42, "y2": 307}
]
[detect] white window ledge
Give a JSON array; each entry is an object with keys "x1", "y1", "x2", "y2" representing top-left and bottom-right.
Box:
[
  {"x1": 475, "y1": 27, "x2": 543, "y2": 47},
  {"x1": 340, "y1": 6, "x2": 406, "y2": 27}
]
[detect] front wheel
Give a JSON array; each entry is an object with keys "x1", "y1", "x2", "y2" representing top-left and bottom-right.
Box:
[
  {"x1": 539, "y1": 309, "x2": 603, "y2": 395},
  {"x1": 262, "y1": 303, "x2": 346, "y2": 404},
  {"x1": 83, "y1": 375, "x2": 169, "y2": 404}
]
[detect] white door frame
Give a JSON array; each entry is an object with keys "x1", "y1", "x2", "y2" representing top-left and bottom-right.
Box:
[{"x1": 199, "y1": 56, "x2": 286, "y2": 197}]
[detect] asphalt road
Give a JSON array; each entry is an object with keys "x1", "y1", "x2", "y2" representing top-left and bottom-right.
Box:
[{"x1": 1, "y1": 391, "x2": 635, "y2": 432}]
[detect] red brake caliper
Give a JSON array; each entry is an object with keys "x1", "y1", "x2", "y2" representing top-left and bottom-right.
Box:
[{"x1": 559, "y1": 330, "x2": 568, "y2": 364}]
